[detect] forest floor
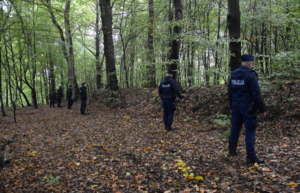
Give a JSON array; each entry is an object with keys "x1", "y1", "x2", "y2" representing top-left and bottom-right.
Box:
[{"x1": 0, "y1": 80, "x2": 300, "y2": 192}]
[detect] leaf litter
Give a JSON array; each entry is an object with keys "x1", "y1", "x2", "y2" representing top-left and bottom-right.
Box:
[{"x1": 0, "y1": 80, "x2": 300, "y2": 192}]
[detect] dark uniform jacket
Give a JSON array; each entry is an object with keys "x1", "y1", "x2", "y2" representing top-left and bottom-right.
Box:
[
  {"x1": 228, "y1": 66, "x2": 265, "y2": 113},
  {"x1": 49, "y1": 92, "x2": 56, "y2": 101},
  {"x1": 67, "y1": 88, "x2": 72, "y2": 99},
  {"x1": 80, "y1": 87, "x2": 87, "y2": 101},
  {"x1": 57, "y1": 89, "x2": 63, "y2": 98},
  {"x1": 159, "y1": 76, "x2": 183, "y2": 102}
]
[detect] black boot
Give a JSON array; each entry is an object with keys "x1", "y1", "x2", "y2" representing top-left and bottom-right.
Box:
[
  {"x1": 164, "y1": 123, "x2": 167, "y2": 130},
  {"x1": 246, "y1": 158, "x2": 264, "y2": 164},
  {"x1": 167, "y1": 124, "x2": 173, "y2": 131},
  {"x1": 229, "y1": 151, "x2": 238, "y2": 157}
]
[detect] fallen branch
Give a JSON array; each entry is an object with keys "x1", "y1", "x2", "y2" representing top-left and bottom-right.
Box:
[
  {"x1": 0, "y1": 134, "x2": 17, "y2": 167},
  {"x1": 0, "y1": 134, "x2": 17, "y2": 151}
]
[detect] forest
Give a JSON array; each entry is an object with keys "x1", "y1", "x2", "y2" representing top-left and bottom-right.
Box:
[{"x1": 0, "y1": 0, "x2": 300, "y2": 192}]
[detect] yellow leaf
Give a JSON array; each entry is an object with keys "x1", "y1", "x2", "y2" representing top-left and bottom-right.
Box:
[
  {"x1": 76, "y1": 163, "x2": 80, "y2": 166},
  {"x1": 288, "y1": 182, "x2": 296, "y2": 187},
  {"x1": 28, "y1": 153, "x2": 35, "y2": 157},
  {"x1": 185, "y1": 175, "x2": 194, "y2": 182},
  {"x1": 195, "y1": 176, "x2": 203, "y2": 180},
  {"x1": 126, "y1": 172, "x2": 130, "y2": 176},
  {"x1": 91, "y1": 185, "x2": 98, "y2": 188}
]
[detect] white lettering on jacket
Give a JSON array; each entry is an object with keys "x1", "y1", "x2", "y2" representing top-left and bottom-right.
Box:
[
  {"x1": 231, "y1": 80, "x2": 245, "y2": 85},
  {"x1": 162, "y1": 84, "x2": 170, "y2": 88}
]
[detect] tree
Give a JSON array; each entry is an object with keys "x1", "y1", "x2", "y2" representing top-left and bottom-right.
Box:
[
  {"x1": 147, "y1": 0, "x2": 156, "y2": 87},
  {"x1": 99, "y1": 0, "x2": 119, "y2": 91},
  {"x1": 169, "y1": 0, "x2": 183, "y2": 84},
  {"x1": 227, "y1": 0, "x2": 241, "y2": 71}
]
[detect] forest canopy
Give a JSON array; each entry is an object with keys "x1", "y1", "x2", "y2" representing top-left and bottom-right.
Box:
[{"x1": 0, "y1": 0, "x2": 299, "y2": 109}]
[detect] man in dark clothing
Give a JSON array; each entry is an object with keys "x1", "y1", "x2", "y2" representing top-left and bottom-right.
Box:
[
  {"x1": 80, "y1": 82, "x2": 88, "y2": 115},
  {"x1": 57, "y1": 86, "x2": 63, "y2": 108},
  {"x1": 228, "y1": 54, "x2": 267, "y2": 164},
  {"x1": 49, "y1": 90, "x2": 56, "y2": 108},
  {"x1": 67, "y1": 85, "x2": 73, "y2": 109},
  {"x1": 159, "y1": 70, "x2": 184, "y2": 131}
]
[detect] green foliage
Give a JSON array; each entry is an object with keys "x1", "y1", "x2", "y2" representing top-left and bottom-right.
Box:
[
  {"x1": 220, "y1": 129, "x2": 231, "y2": 138},
  {"x1": 39, "y1": 175, "x2": 59, "y2": 184},
  {"x1": 1, "y1": 0, "x2": 300, "y2": 107},
  {"x1": 275, "y1": 80, "x2": 285, "y2": 90},
  {"x1": 213, "y1": 114, "x2": 231, "y2": 128}
]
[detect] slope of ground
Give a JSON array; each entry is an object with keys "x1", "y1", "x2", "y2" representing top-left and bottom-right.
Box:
[{"x1": 0, "y1": 80, "x2": 299, "y2": 192}]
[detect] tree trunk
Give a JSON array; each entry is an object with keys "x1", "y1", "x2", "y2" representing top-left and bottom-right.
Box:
[
  {"x1": 99, "y1": 0, "x2": 119, "y2": 91},
  {"x1": 48, "y1": 46, "x2": 56, "y2": 92},
  {"x1": 95, "y1": 2, "x2": 102, "y2": 89},
  {"x1": 64, "y1": 0, "x2": 80, "y2": 100},
  {"x1": 5, "y1": 77, "x2": 8, "y2": 107},
  {"x1": 0, "y1": 42, "x2": 7, "y2": 117},
  {"x1": 227, "y1": 0, "x2": 241, "y2": 71},
  {"x1": 260, "y1": 21, "x2": 265, "y2": 74},
  {"x1": 169, "y1": 0, "x2": 183, "y2": 84},
  {"x1": 147, "y1": 0, "x2": 156, "y2": 87},
  {"x1": 214, "y1": 0, "x2": 221, "y2": 85}
]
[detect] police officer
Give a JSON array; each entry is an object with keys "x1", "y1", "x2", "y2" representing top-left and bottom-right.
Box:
[
  {"x1": 80, "y1": 82, "x2": 89, "y2": 115},
  {"x1": 57, "y1": 86, "x2": 63, "y2": 108},
  {"x1": 228, "y1": 54, "x2": 267, "y2": 164},
  {"x1": 159, "y1": 70, "x2": 184, "y2": 131},
  {"x1": 49, "y1": 90, "x2": 56, "y2": 108},
  {"x1": 67, "y1": 85, "x2": 73, "y2": 109}
]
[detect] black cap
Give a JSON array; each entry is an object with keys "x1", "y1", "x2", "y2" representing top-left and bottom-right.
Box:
[
  {"x1": 241, "y1": 54, "x2": 254, "y2": 62},
  {"x1": 167, "y1": 70, "x2": 173, "y2": 74},
  {"x1": 69, "y1": 85, "x2": 72, "y2": 88},
  {"x1": 82, "y1": 82, "x2": 86, "y2": 86}
]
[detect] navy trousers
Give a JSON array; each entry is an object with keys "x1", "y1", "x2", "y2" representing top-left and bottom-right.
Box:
[
  {"x1": 50, "y1": 100, "x2": 55, "y2": 107},
  {"x1": 81, "y1": 100, "x2": 86, "y2": 114},
  {"x1": 229, "y1": 111, "x2": 257, "y2": 159},
  {"x1": 162, "y1": 99, "x2": 175, "y2": 125},
  {"x1": 68, "y1": 99, "x2": 73, "y2": 109},
  {"x1": 57, "y1": 98, "x2": 61, "y2": 107}
]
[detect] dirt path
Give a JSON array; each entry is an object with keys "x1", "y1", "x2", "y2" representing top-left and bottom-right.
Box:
[{"x1": 0, "y1": 101, "x2": 299, "y2": 192}]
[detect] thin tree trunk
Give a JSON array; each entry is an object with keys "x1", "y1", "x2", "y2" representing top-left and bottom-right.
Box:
[
  {"x1": 147, "y1": 0, "x2": 156, "y2": 87},
  {"x1": 48, "y1": 45, "x2": 55, "y2": 92},
  {"x1": 95, "y1": 2, "x2": 102, "y2": 89},
  {"x1": 6, "y1": 76, "x2": 8, "y2": 107},
  {"x1": 214, "y1": 0, "x2": 221, "y2": 85},
  {"x1": 43, "y1": 69, "x2": 49, "y2": 105},
  {"x1": 260, "y1": 20, "x2": 265, "y2": 74},
  {"x1": 0, "y1": 40, "x2": 7, "y2": 117}
]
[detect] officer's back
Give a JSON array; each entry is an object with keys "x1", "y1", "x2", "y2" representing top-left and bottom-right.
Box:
[
  {"x1": 159, "y1": 76, "x2": 181, "y2": 102},
  {"x1": 229, "y1": 66, "x2": 264, "y2": 113}
]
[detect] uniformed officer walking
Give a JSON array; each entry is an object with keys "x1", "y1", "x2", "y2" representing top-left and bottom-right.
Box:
[
  {"x1": 49, "y1": 90, "x2": 56, "y2": 108},
  {"x1": 228, "y1": 54, "x2": 267, "y2": 164},
  {"x1": 57, "y1": 86, "x2": 63, "y2": 108},
  {"x1": 80, "y1": 82, "x2": 89, "y2": 115},
  {"x1": 67, "y1": 85, "x2": 73, "y2": 109},
  {"x1": 159, "y1": 70, "x2": 184, "y2": 131}
]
